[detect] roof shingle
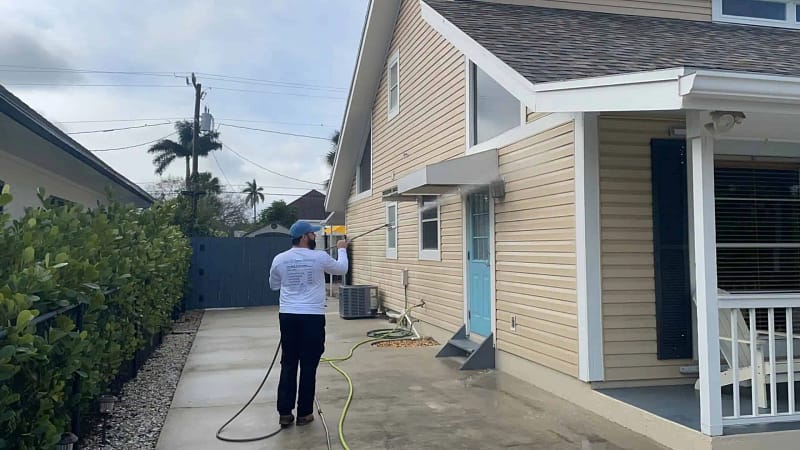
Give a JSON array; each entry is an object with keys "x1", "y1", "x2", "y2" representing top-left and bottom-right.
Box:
[{"x1": 425, "y1": 0, "x2": 800, "y2": 83}]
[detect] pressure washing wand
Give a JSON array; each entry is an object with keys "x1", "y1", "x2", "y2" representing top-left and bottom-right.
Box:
[{"x1": 323, "y1": 223, "x2": 391, "y2": 251}]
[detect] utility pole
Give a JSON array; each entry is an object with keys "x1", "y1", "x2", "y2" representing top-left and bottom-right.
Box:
[{"x1": 190, "y1": 73, "x2": 202, "y2": 230}]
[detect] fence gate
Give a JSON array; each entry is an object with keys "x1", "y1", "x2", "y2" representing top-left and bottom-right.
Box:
[{"x1": 187, "y1": 236, "x2": 291, "y2": 309}]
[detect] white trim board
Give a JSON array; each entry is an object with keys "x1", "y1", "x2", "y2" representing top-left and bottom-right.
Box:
[
  {"x1": 467, "y1": 112, "x2": 575, "y2": 156},
  {"x1": 574, "y1": 112, "x2": 604, "y2": 382}
]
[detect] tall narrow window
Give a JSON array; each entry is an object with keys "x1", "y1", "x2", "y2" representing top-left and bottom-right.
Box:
[
  {"x1": 471, "y1": 63, "x2": 520, "y2": 146},
  {"x1": 356, "y1": 132, "x2": 371, "y2": 194},
  {"x1": 0, "y1": 179, "x2": 5, "y2": 215},
  {"x1": 419, "y1": 195, "x2": 440, "y2": 260},
  {"x1": 386, "y1": 202, "x2": 398, "y2": 259},
  {"x1": 388, "y1": 51, "x2": 400, "y2": 119}
]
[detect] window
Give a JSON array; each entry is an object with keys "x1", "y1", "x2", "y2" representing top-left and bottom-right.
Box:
[
  {"x1": 470, "y1": 62, "x2": 520, "y2": 146},
  {"x1": 387, "y1": 51, "x2": 400, "y2": 119},
  {"x1": 714, "y1": 0, "x2": 800, "y2": 28},
  {"x1": 386, "y1": 202, "x2": 398, "y2": 259},
  {"x1": 356, "y1": 132, "x2": 371, "y2": 194},
  {"x1": 0, "y1": 179, "x2": 5, "y2": 214},
  {"x1": 419, "y1": 195, "x2": 440, "y2": 260},
  {"x1": 714, "y1": 164, "x2": 800, "y2": 293},
  {"x1": 47, "y1": 195, "x2": 73, "y2": 208}
]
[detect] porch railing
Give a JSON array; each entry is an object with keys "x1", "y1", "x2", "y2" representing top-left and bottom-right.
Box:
[{"x1": 717, "y1": 295, "x2": 800, "y2": 427}]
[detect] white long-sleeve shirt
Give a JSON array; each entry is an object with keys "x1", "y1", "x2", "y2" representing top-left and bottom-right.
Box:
[{"x1": 269, "y1": 247, "x2": 349, "y2": 315}]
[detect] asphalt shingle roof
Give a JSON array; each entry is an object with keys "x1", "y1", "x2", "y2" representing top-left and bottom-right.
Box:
[{"x1": 425, "y1": 0, "x2": 800, "y2": 83}]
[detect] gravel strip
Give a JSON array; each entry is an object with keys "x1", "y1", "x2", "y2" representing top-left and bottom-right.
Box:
[
  {"x1": 372, "y1": 337, "x2": 440, "y2": 348},
  {"x1": 81, "y1": 310, "x2": 204, "y2": 450}
]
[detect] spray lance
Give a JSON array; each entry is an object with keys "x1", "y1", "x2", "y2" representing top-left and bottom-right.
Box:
[{"x1": 216, "y1": 222, "x2": 396, "y2": 447}]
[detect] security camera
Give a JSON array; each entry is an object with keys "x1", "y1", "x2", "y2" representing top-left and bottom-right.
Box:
[{"x1": 705, "y1": 111, "x2": 746, "y2": 134}]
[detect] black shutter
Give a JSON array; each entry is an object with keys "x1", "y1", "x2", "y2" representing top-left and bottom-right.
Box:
[{"x1": 651, "y1": 139, "x2": 693, "y2": 360}]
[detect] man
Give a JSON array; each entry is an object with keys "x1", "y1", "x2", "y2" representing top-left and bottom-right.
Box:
[{"x1": 268, "y1": 220, "x2": 349, "y2": 427}]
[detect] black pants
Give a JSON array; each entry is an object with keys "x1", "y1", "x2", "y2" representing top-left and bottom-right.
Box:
[{"x1": 277, "y1": 313, "x2": 325, "y2": 416}]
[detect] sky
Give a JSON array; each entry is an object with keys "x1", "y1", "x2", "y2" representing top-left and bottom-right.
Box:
[{"x1": 0, "y1": 0, "x2": 369, "y2": 212}]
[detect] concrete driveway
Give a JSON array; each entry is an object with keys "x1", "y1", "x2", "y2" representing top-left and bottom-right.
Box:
[{"x1": 157, "y1": 303, "x2": 664, "y2": 449}]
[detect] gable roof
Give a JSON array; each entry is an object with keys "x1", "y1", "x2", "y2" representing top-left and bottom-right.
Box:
[
  {"x1": 426, "y1": 0, "x2": 800, "y2": 84},
  {"x1": 288, "y1": 189, "x2": 327, "y2": 220},
  {"x1": 325, "y1": 0, "x2": 401, "y2": 213},
  {"x1": 0, "y1": 84, "x2": 153, "y2": 205}
]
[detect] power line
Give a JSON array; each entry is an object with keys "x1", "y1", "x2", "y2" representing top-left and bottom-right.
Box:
[
  {"x1": 218, "y1": 123, "x2": 330, "y2": 140},
  {"x1": 137, "y1": 181, "x2": 312, "y2": 190},
  {"x1": 210, "y1": 150, "x2": 233, "y2": 191},
  {"x1": 223, "y1": 143, "x2": 324, "y2": 186},
  {"x1": 67, "y1": 121, "x2": 172, "y2": 135},
  {"x1": 56, "y1": 117, "x2": 336, "y2": 128},
  {"x1": 206, "y1": 85, "x2": 345, "y2": 100},
  {"x1": 0, "y1": 64, "x2": 348, "y2": 91},
  {"x1": 2, "y1": 82, "x2": 345, "y2": 100},
  {"x1": 90, "y1": 131, "x2": 177, "y2": 152},
  {"x1": 3, "y1": 83, "x2": 185, "y2": 88}
]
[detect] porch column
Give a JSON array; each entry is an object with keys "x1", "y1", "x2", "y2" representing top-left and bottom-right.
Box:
[{"x1": 687, "y1": 111, "x2": 722, "y2": 436}]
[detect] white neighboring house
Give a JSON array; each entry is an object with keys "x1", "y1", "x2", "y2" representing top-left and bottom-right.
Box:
[{"x1": 0, "y1": 84, "x2": 152, "y2": 218}]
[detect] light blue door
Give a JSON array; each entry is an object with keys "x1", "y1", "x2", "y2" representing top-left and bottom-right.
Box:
[{"x1": 468, "y1": 192, "x2": 492, "y2": 337}]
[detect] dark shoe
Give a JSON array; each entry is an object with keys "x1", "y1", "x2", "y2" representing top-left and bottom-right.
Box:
[
  {"x1": 296, "y1": 413, "x2": 314, "y2": 426},
  {"x1": 279, "y1": 414, "x2": 294, "y2": 427}
]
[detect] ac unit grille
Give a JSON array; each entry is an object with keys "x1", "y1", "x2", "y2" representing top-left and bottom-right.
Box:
[{"x1": 339, "y1": 285, "x2": 377, "y2": 319}]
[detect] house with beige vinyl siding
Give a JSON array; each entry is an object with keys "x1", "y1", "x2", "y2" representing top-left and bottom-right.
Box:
[{"x1": 326, "y1": 0, "x2": 800, "y2": 448}]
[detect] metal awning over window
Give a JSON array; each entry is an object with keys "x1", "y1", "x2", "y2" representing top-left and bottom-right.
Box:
[{"x1": 391, "y1": 150, "x2": 500, "y2": 199}]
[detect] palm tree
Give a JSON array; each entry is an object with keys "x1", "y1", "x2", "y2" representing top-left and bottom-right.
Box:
[
  {"x1": 148, "y1": 120, "x2": 223, "y2": 188},
  {"x1": 242, "y1": 179, "x2": 264, "y2": 222},
  {"x1": 324, "y1": 130, "x2": 340, "y2": 189},
  {"x1": 196, "y1": 172, "x2": 222, "y2": 196}
]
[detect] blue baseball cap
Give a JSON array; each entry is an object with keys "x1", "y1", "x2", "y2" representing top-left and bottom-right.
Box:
[{"x1": 289, "y1": 220, "x2": 321, "y2": 238}]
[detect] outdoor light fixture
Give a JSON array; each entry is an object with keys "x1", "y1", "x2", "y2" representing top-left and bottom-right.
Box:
[
  {"x1": 55, "y1": 432, "x2": 78, "y2": 450},
  {"x1": 98, "y1": 395, "x2": 117, "y2": 446},
  {"x1": 705, "y1": 111, "x2": 746, "y2": 134},
  {"x1": 490, "y1": 178, "x2": 505, "y2": 200}
]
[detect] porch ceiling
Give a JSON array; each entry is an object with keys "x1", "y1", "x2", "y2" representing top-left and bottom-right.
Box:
[{"x1": 396, "y1": 149, "x2": 499, "y2": 196}]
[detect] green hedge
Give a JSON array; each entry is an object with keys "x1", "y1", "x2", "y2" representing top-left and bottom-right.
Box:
[{"x1": 0, "y1": 187, "x2": 191, "y2": 450}]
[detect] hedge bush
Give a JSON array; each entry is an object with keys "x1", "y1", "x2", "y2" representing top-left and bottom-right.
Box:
[{"x1": 0, "y1": 186, "x2": 191, "y2": 450}]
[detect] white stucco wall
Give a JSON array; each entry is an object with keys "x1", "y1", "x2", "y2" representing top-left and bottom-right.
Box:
[{"x1": 0, "y1": 149, "x2": 108, "y2": 219}]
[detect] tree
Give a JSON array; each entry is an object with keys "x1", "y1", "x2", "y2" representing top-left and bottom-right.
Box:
[
  {"x1": 242, "y1": 179, "x2": 264, "y2": 222},
  {"x1": 323, "y1": 130, "x2": 339, "y2": 189},
  {"x1": 147, "y1": 120, "x2": 223, "y2": 188},
  {"x1": 258, "y1": 200, "x2": 298, "y2": 229},
  {"x1": 196, "y1": 172, "x2": 222, "y2": 196}
]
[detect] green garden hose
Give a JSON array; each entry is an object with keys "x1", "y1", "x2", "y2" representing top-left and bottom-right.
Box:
[{"x1": 215, "y1": 314, "x2": 417, "y2": 449}]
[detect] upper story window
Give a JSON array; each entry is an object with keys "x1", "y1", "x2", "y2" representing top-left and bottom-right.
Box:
[
  {"x1": 356, "y1": 132, "x2": 371, "y2": 194},
  {"x1": 470, "y1": 62, "x2": 521, "y2": 146},
  {"x1": 714, "y1": 0, "x2": 800, "y2": 28},
  {"x1": 388, "y1": 51, "x2": 400, "y2": 120}
]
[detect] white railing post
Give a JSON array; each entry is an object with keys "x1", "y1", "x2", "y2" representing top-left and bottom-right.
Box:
[{"x1": 687, "y1": 111, "x2": 723, "y2": 436}]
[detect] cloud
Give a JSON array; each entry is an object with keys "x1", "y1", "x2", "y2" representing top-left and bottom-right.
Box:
[
  {"x1": 0, "y1": 29, "x2": 84, "y2": 84},
  {"x1": 0, "y1": 0, "x2": 368, "y2": 206}
]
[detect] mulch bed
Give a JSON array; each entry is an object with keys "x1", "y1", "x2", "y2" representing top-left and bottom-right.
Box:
[{"x1": 372, "y1": 337, "x2": 440, "y2": 348}]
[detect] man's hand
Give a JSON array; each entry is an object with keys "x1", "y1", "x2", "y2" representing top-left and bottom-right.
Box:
[{"x1": 336, "y1": 239, "x2": 348, "y2": 249}]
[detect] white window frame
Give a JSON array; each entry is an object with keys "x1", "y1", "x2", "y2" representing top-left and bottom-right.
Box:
[
  {"x1": 418, "y1": 195, "x2": 441, "y2": 261},
  {"x1": 713, "y1": 0, "x2": 800, "y2": 29},
  {"x1": 387, "y1": 50, "x2": 400, "y2": 120},
  {"x1": 465, "y1": 59, "x2": 525, "y2": 154},
  {"x1": 385, "y1": 201, "x2": 398, "y2": 259}
]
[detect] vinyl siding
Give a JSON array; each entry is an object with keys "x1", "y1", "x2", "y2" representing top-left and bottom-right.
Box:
[
  {"x1": 345, "y1": 0, "x2": 467, "y2": 333},
  {"x1": 495, "y1": 121, "x2": 579, "y2": 377},
  {"x1": 598, "y1": 114, "x2": 693, "y2": 383},
  {"x1": 480, "y1": 0, "x2": 711, "y2": 21}
]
